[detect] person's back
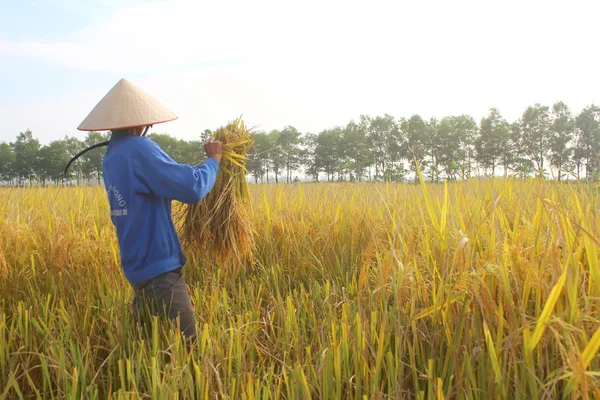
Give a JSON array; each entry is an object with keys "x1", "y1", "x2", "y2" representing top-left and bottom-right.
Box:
[
  {"x1": 73, "y1": 78, "x2": 223, "y2": 341},
  {"x1": 103, "y1": 131, "x2": 200, "y2": 284}
]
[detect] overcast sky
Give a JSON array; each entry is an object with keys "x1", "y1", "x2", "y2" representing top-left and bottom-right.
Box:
[{"x1": 0, "y1": 0, "x2": 598, "y2": 144}]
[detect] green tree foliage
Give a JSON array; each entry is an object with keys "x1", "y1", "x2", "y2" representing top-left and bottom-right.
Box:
[
  {"x1": 2, "y1": 101, "x2": 599, "y2": 185},
  {"x1": 574, "y1": 105, "x2": 600, "y2": 179},
  {"x1": 436, "y1": 116, "x2": 476, "y2": 180},
  {"x1": 361, "y1": 114, "x2": 397, "y2": 181},
  {"x1": 342, "y1": 121, "x2": 373, "y2": 181},
  {"x1": 475, "y1": 109, "x2": 509, "y2": 176},
  {"x1": 302, "y1": 133, "x2": 320, "y2": 182},
  {"x1": 276, "y1": 126, "x2": 302, "y2": 183},
  {"x1": 0, "y1": 142, "x2": 15, "y2": 183},
  {"x1": 403, "y1": 115, "x2": 428, "y2": 182},
  {"x1": 453, "y1": 115, "x2": 478, "y2": 179},
  {"x1": 11, "y1": 129, "x2": 41, "y2": 184},
  {"x1": 37, "y1": 140, "x2": 70, "y2": 184},
  {"x1": 314, "y1": 128, "x2": 342, "y2": 182},
  {"x1": 148, "y1": 133, "x2": 205, "y2": 166},
  {"x1": 521, "y1": 104, "x2": 551, "y2": 176},
  {"x1": 510, "y1": 122, "x2": 533, "y2": 179},
  {"x1": 63, "y1": 136, "x2": 85, "y2": 184},
  {"x1": 550, "y1": 101, "x2": 574, "y2": 180},
  {"x1": 147, "y1": 133, "x2": 184, "y2": 161},
  {"x1": 268, "y1": 130, "x2": 283, "y2": 183},
  {"x1": 247, "y1": 131, "x2": 273, "y2": 183},
  {"x1": 426, "y1": 117, "x2": 443, "y2": 181},
  {"x1": 81, "y1": 132, "x2": 111, "y2": 182}
]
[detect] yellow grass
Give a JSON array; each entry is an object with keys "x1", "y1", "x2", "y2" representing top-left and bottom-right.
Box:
[{"x1": 0, "y1": 179, "x2": 599, "y2": 398}]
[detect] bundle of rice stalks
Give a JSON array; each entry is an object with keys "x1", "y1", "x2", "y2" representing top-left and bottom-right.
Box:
[{"x1": 177, "y1": 117, "x2": 255, "y2": 266}]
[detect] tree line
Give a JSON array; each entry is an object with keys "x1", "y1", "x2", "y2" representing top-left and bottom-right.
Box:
[{"x1": 1, "y1": 102, "x2": 599, "y2": 185}]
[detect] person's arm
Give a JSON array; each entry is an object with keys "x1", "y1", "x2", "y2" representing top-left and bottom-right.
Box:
[{"x1": 134, "y1": 140, "x2": 221, "y2": 204}]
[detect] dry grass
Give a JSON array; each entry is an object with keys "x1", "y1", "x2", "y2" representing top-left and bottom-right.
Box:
[{"x1": 1, "y1": 178, "x2": 600, "y2": 399}]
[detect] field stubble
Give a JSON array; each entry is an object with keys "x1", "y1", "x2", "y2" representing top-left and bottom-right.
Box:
[{"x1": 0, "y1": 179, "x2": 599, "y2": 399}]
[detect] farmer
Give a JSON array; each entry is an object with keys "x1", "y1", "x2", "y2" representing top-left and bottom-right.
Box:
[{"x1": 75, "y1": 78, "x2": 222, "y2": 341}]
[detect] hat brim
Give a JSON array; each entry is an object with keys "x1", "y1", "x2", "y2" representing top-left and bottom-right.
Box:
[
  {"x1": 77, "y1": 116, "x2": 179, "y2": 132},
  {"x1": 77, "y1": 78, "x2": 178, "y2": 132}
]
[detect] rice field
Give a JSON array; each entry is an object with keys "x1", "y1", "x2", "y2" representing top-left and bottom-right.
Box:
[{"x1": 1, "y1": 179, "x2": 599, "y2": 399}]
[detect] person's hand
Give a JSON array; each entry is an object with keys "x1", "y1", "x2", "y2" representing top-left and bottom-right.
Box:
[{"x1": 204, "y1": 138, "x2": 223, "y2": 164}]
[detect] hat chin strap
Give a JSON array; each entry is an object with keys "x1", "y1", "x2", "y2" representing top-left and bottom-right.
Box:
[{"x1": 142, "y1": 124, "x2": 153, "y2": 137}]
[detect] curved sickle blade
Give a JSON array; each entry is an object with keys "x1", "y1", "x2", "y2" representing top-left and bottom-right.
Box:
[{"x1": 64, "y1": 141, "x2": 110, "y2": 177}]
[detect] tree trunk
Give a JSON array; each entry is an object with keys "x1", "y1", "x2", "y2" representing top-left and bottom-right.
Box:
[{"x1": 467, "y1": 152, "x2": 472, "y2": 179}]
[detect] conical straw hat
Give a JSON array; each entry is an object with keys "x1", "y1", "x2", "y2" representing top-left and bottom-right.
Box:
[{"x1": 78, "y1": 78, "x2": 178, "y2": 131}]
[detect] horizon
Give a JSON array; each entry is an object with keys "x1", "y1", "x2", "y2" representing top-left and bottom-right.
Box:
[{"x1": 1, "y1": 0, "x2": 599, "y2": 145}]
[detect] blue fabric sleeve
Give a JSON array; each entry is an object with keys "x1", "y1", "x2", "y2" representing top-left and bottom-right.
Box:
[{"x1": 133, "y1": 140, "x2": 220, "y2": 204}]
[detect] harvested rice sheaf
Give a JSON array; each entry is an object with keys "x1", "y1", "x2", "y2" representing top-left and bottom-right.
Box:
[{"x1": 178, "y1": 117, "x2": 255, "y2": 266}]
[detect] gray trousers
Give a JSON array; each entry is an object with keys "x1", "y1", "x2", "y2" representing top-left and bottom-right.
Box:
[{"x1": 131, "y1": 269, "x2": 198, "y2": 339}]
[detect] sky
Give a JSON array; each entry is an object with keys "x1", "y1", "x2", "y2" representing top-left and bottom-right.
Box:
[{"x1": 0, "y1": 0, "x2": 598, "y2": 144}]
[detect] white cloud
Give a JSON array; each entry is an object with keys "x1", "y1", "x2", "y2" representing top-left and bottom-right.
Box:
[
  {"x1": 1, "y1": 0, "x2": 599, "y2": 143},
  {"x1": 2, "y1": 0, "x2": 259, "y2": 72}
]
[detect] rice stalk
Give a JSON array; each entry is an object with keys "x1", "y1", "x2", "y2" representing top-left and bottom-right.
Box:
[{"x1": 177, "y1": 117, "x2": 255, "y2": 267}]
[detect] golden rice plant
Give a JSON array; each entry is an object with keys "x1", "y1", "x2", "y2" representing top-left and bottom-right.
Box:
[
  {"x1": 177, "y1": 117, "x2": 255, "y2": 266},
  {"x1": 2, "y1": 178, "x2": 600, "y2": 398}
]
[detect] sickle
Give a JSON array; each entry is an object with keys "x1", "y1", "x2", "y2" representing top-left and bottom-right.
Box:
[
  {"x1": 64, "y1": 141, "x2": 110, "y2": 177},
  {"x1": 64, "y1": 125, "x2": 151, "y2": 177}
]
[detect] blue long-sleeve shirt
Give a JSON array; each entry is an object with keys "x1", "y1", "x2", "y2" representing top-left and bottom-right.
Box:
[{"x1": 102, "y1": 130, "x2": 219, "y2": 285}]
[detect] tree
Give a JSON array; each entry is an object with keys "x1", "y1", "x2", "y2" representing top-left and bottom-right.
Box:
[
  {"x1": 268, "y1": 130, "x2": 283, "y2": 183},
  {"x1": 521, "y1": 104, "x2": 551, "y2": 177},
  {"x1": 361, "y1": 114, "x2": 397, "y2": 181},
  {"x1": 402, "y1": 114, "x2": 428, "y2": 182},
  {"x1": 549, "y1": 101, "x2": 574, "y2": 180},
  {"x1": 434, "y1": 118, "x2": 453, "y2": 180},
  {"x1": 63, "y1": 136, "x2": 85, "y2": 185},
  {"x1": 453, "y1": 115, "x2": 478, "y2": 179},
  {"x1": 498, "y1": 121, "x2": 517, "y2": 178},
  {"x1": 302, "y1": 133, "x2": 320, "y2": 182},
  {"x1": 200, "y1": 129, "x2": 213, "y2": 142},
  {"x1": 37, "y1": 145, "x2": 53, "y2": 184},
  {"x1": 149, "y1": 133, "x2": 205, "y2": 166},
  {"x1": 12, "y1": 130, "x2": 41, "y2": 184},
  {"x1": 82, "y1": 132, "x2": 110, "y2": 183},
  {"x1": 179, "y1": 140, "x2": 205, "y2": 166},
  {"x1": 475, "y1": 109, "x2": 508, "y2": 176},
  {"x1": 510, "y1": 122, "x2": 533, "y2": 179},
  {"x1": 37, "y1": 140, "x2": 70, "y2": 185},
  {"x1": 0, "y1": 142, "x2": 15, "y2": 183},
  {"x1": 314, "y1": 128, "x2": 342, "y2": 181},
  {"x1": 574, "y1": 105, "x2": 600, "y2": 179},
  {"x1": 247, "y1": 131, "x2": 272, "y2": 183},
  {"x1": 425, "y1": 117, "x2": 444, "y2": 181},
  {"x1": 4, "y1": 102, "x2": 598, "y2": 186},
  {"x1": 342, "y1": 121, "x2": 373, "y2": 181},
  {"x1": 148, "y1": 133, "x2": 184, "y2": 161},
  {"x1": 436, "y1": 116, "x2": 473, "y2": 180},
  {"x1": 572, "y1": 133, "x2": 587, "y2": 180},
  {"x1": 276, "y1": 126, "x2": 302, "y2": 183}
]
